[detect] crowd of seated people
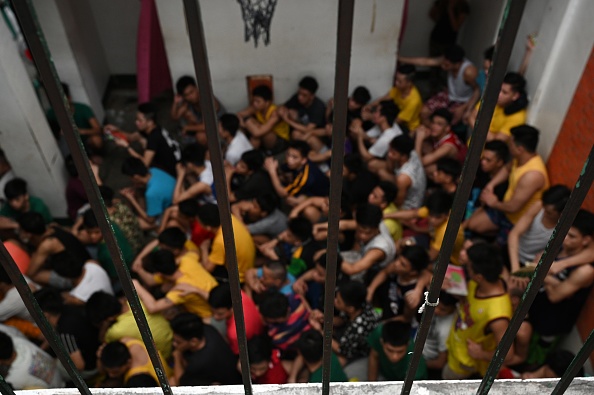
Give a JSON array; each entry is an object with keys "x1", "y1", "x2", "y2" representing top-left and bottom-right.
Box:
[{"x1": 0, "y1": 35, "x2": 591, "y2": 389}]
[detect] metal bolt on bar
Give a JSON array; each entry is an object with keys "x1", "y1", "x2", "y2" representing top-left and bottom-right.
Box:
[
  {"x1": 10, "y1": 1, "x2": 173, "y2": 394},
  {"x1": 399, "y1": 1, "x2": 527, "y2": 394},
  {"x1": 321, "y1": 0, "x2": 355, "y2": 393},
  {"x1": 551, "y1": 330, "x2": 594, "y2": 395},
  {"x1": 477, "y1": 147, "x2": 594, "y2": 395},
  {"x1": 182, "y1": 1, "x2": 252, "y2": 394}
]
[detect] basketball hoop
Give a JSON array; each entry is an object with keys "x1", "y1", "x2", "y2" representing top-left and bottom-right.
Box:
[{"x1": 237, "y1": 0, "x2": 278, "y2": 47}]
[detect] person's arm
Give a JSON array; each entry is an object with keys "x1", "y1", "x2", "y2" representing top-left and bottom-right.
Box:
[
  {"x1": 289, "y1": 196, "x2": 325, "y2": 219},
  {"x1": 506, "y1": 321, "x2": 532, "y2": 367},
  {"x1": 263, "y1": 157, "x2": 288, "y2": 198},
  {"x1": 507, "y1": 201, "x2": 542, "y2": 272},
  {"x1": 421, "y1": 142, "x2": 457, "y2": 166},
  {"x1": 199, "y1": 239, "x2": 216, "y2": 273},
  {"x1": 341, "y1": 248, "x2": 386, "y2": 276},
  {"x1": 549, "y1": 243, "x2": 594, "y2": 275},
  {"x1": 484, "y1": 163, "x2": 511, "y2": 193},
  {"x1": 171, "y1": 346, "x2": 187, "y2": 386},
  {"x1": 384, "y1": 208, "x2": 418, "y2": 221},
  {"x1": 367, "y1": 348, "x2": 380, "y2": 381},
  {"x1": 27, "y1": 238, "x2": 59, "y2": 277},
  {"x1": 132, "y1": 279, "x2": 174, "y2": 313},
  {"x1": 460, "y1": 66, "x2": 480, "y2": 122},
  {"x1": 426, "y1": 351, "x2": 448, "y2": 371},
  {"x1": 518, "y1": 35, "x2": 536, "y2": 76},
  {"x1": 543, "y1": 264, "x2": 594, "y2": 303},
  {"x1": 245, "y1": 268, "x2": 266, "y2": 295},
  {"x1": 356, "y1": 132, "x2": 375, "y2": 163},
  {"x1": 78, "y1": 117, "x2": 102, "y2": 137},
  {"x1": 278, "y1": 106, "x2": 316, "y2": 133},
  {"x1": 120, "y1": 188, "x2": 155, "y2": 225},
  {"x1": 481, "y1": 171, "x2": 545, "y2": 214},
  {"x1": 174, "y1": 182, "x2": 211, "y2": 205},
  {"x1": 62, "y1": 292, "x2": 86, "y2": 306},
  {"x1": 366, "y1": 268, "x2": 389, "y2": 302},
  {"x1": 398, "y1": 55, "x2": 442, "y2": 67},
  {"x1": 170, "y1": 95, "x2": 189, "y2": 121},
  {"x1": 236, "y1": 106, "x2": 256, "y2": 120},
  {"x1": 170, "y1": 283, "x2": 210, "y2": 300},
  {"x1": 287, "y1": 354, "x2": 305, "y2": 383},
  {"x1": 395, "y1": 173, "x2": 412, "y2": 208},
  {"x1": 117, "y1": 137, "x2": 156, "y2": 169},
  {"x1": 244, "y1": 111, "x2": 280, "y2": 138},
  {"x1": 467, "y1": 318, "x2": 515, "y2": 363}
]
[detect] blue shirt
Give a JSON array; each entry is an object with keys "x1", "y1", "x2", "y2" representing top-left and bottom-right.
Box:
[{"x1": 146, "y1": 168, "x2": 175, "y2": 217}]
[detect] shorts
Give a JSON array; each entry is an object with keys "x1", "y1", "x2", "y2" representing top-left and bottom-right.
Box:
[
  {"x1": 485, "y1": 206, "x2": 514, "y2": 245},
  {"x1": 425, "y1": 90, "x2": 465, "y2": 115}
]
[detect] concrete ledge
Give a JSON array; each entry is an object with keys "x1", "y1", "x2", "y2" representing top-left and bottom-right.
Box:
[{"x1": 15, "y1": 378, "x2": 594, "y2": 395}]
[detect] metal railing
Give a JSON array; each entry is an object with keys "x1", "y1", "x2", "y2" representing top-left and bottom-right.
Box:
[{"x1": 0, "y1": 1, "x2": 592, "y2": 395}]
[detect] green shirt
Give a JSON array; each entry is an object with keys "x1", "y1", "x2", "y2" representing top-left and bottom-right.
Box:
[
  {"x1": 47, "y1": 102, "x2": 95, "y2": 130},
  {"x1": 309, "y1": 353, "x2": 348, "y2": 383},
  {"x1": 97, "y1": 223, "x2": 135, "y2": 278},
  {"x1": 0, "y1": 196, "x2": 53, "y2": 224},
  {"x1": 368, "y1": 324, "x2": 428, "y2": 381}
]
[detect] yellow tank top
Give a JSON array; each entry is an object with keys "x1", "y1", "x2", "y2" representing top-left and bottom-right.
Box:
[
  {"x1": 503, "y1": 155, "x2": 549, "y2": 224},
  {"x1": 446, "y1": 280, "x2": 512, "y2": 376},
  {"x1": 255, "y1": 104, "x2": 290, "y2": 141},
  {"x1": 123, "y1": 339, "x2": 172, "y2": 384}
]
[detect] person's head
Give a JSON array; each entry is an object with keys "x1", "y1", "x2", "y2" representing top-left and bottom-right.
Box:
[
  {"x1": 425, "y1": 190, "x2": 453, "y2": 229},
  {"x1": 261, "y1": 261, "x2": 288, "y2": 291},
  {"x1": 176, "y1": 76, "x2": 199, "y2": 104},
  {"x1": 218, "y1": 113, "x2": 240, "y2": 139},
  {"x1": 458, "y1": 237, "x2": 487, "y2": 266},
  {"x1": 258, "y1": 290, "x2": 290, "y2": 324},
  {"x1": 541, "y1": 185, "x2": 571, "y2": 222},
  {"x1": 380, "y1": 321, "x2": 411, "y2": 364},
  {"x1": 143, "y1": 249, "x2": 177, "y2": 277},
  {"x1": 355, "y1": 204, "x2": 383, "y2": 244},
  {"x1": 442, "y1": 45, "x2": 465, "y2": 71},
  {"x1": 394, "y1": 64, "x2": 416, "y2": 91},
  {"x1": 314, "y1": 251, "x2": 343, "y2": 281},
  {"x1": 373, "y1": 100, "x2": 399, "y2": 127},
  {"x1": 483, "y1": 45, "x2": 495, "y2": 76},
  {"x1": 136, "y1": 102, "x2": 158, "y2": 132},
  {"x1": 481, "y1": 140, "x2": 510, "y2": 174},
  {"x1": 98, "y1": 185, "x2": 115, "y2": 208},
  {"x1": 80, "y1": 209, "x2": 103, "y2": 244},
  {"x1": 121, "y1": 157, "x2": 149, "y2": 186},
  {"x1": 563, "y1": 209, "x2": 594, "y2": 254},
  {"x1": 251, "y1": 194, "x2": 278, "y2": 218},
  {"x1": 498, "y1": 72, "x2": 526, "y2": 107},
  {"x1": 170, "y1": 312, "x2": 205, "y2": 352},
  {"x1": 368, "y1": 181, "x2": 398, "y2": 209},
  {"x1": 252, "y1": 85, "x2": 273, "y2": 111},
  {"x1": 388, "y1": 134, "x2": 414, "y2": 164},
  {"x1": 17, "y1": 212, "x2": 46, "y2": 244},
  {"x1": 510, "y1": 125, "x2": 539, "y2": 155},
  {"x1": 0, "y1": 331, "x2": 15, "y2": 363},
  {"x1": 286, "y1": 217, "x2": 313, "y2": 245},
  {"x1": 181, "y1": 143, "x2": 207, "y2": 172},
  {"x1": 247, "y1": 335, "x2": 273, "y2": 379},
  {"x1": 297, "y1": 76, "x2": 319, "y2": 106},
  {"x1": 208, "y1": 283, "x2": 234, "y2": 321},
  {"x1": 295, "y1": 329, "x2": 324, "y2": 364},
  {"x1": 392, "y1": 245, "x2": 429, "y2": 277},
  {"x1": 236, "y1": 149, "x2": 265, "y2": 175},
  {"x1": 34, "y1": 288, "x2": 64, "y2": 326},
  {"x1": 434, "y1": 157, "x2": 461, "y2": 186},
  {"x1": 196, "y1": 203, "x2": 221, "y2": 232},
  {"x1": 435, "y1": 291, "x2": 457, "y2": 317},
  {"x1": 334, "y1": 280, "x2": 366, "y2": 314},
  {"x1": 466, "y1": 244, "x2": 504, "y2": 284},
  {"x1": 285, "y1": 140, "x2": 310, "y2": 170},
  {"x1": 85, "y1": 291, "x2": 122, "y2": 326},
  {"x1": 50, "y1": 251, "x2": 85, "y2": 280},
  {"x1": 100, "y1": 341, "x2": 132, "y2": 379},
  {"x1": 158, "y1": 227, "x2": 187, "y2": 255},
  {"x1": 178, "y1": 198, "x2": 200, "y2": 218},
  {"x1": 349, "y1": 86, "x2": 371, "y2": 110},
  {"x1": 429, "y1": 109, "x2": 452, "y2": 139},
  {"x1": 5, "y1": 178, "x2": 29, "y2": 212}
]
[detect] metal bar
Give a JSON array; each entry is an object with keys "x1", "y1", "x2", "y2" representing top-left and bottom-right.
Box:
[
  {"x1": 321, "y1": 0, "x2": 355, "y2": 393},
  {"x1": 477, "y1": 146, "x2": 594, "y2": 394},
  {"x1": 182, "y1": 1, "x2": 252, "y2": 394},
  {"x1": 10, "y1": 1, "x2": 173, "y2": 394},
  {"x1": 551, "y1": 330, "x2": 594, "y2": 395},
  {"x1": 400, "y1": 0, "x2": 527, "y2": 393},
  {"x1": 0, "y1": 371, "x2": 17, "y2": 395}
]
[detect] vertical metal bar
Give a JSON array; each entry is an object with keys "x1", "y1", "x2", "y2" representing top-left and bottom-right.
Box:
[
  {"x1": 477, "y1": 147, "x2": 594, "y2": 395},
  {"x1": 0, "y1": 375, "x2": 15, "y2": 395},
  {"x1": 0, "y1": 245, "x2": 91, "y2": 395},
  {"x1": 10, "y1": 1, "x2": 173, "y2": 394},
  {"x1": 400, "y1": 0, "x2": 527, "y2": 394},
  {"x1": 551, "y1": 330, "x2": 594, "y2": 395},
  {"x1": 321, "y1": 0, "x2": 355, "y2": 393},
  {"x1": 182, "y1": 1, "x2": 252, "y2": 394}
]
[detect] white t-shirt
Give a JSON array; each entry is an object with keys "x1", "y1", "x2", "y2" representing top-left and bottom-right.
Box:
[
  {"x1": 225, "y1": 131, "x2": 253, "y2": 166},
  {"x1": 198, "y1": 160, "x2": 217, "y2": 204},
  {"x1": 368, "y1": 125, "x2": 403, "y2": 158},
  {"x1": 5, "y1": 337, "x2": 64, "y2": 390},
  {"x1": 0, "y1": 278, "x2": 38, "y2": 322},
  {"x1": 422, "y1": 313, "x2": 454, "y2": 361},
  {"x1": 69, "y1": 261, "x2": 113, "y2": 303},
  {"x1": 396, "y1": 151, "x2": 427, "y2": 210}
]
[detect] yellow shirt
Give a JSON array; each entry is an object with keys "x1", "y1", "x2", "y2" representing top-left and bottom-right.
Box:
[
  {"x1": 417, "y1": 207, "x2": 464, "y2": 265},
  {"x1": 446, "y1": 280, "x2": 512, "y2": 376},
  {"x1": 383, "y1": 203, "x2": 403, "y2": 242},
  {"x1": 209, "y1": 215, "x2": 256, "y2": 283},
  {"x1": 475, "y1": 102, "x2": 526, "y2": 138},
  {"x1": 255, "y1": 104, "x2": 290, "y2": 140},
  {"x1": 123, "y1": 338, "x2": 172, "y2": 384},
  {"x1": 389, "y1": 85, "x2": 423, "y2": 131},
  {"x1": 164, "y1": 251, "x2": 218, "y2": 318},
  {"x1": 503, "y1": 155, "x2": 549, "y2": 224}
]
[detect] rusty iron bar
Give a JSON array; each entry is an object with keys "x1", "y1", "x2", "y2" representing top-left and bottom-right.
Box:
[
  {"x1": 477, "y1": 146, "x2": 594, "y2": 394},
  {"x1": 320, "y1": 0, "x2": 355, "y2": 393},
  {"x1": 400, "y1": 0, "x2": 528, "y2": 394},
  {"x1": 10, "y1": 1, "x2": 172, "y2": 394},
  {"x1": 182, "y1": 1, "x2": 252, "y2": 393}
]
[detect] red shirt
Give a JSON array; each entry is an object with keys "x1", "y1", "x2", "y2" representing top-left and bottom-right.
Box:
[
  {"x1": 434, "y1": 132, "x2": 467, "y2": 163},
  {"x1": 227, "y1": 290, "x2": 264, "y2": 354},
  {"x1": 253, "y1": 349, "x2": 288, "y2": 384}
]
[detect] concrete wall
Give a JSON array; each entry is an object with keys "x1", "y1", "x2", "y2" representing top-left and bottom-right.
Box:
[
  {"x1": 398, "y1": 0, "x2": 434, "y2": 57},
  {"x1": 0, "y1": 19, "x2": 68, "y2": 217},
  {"x1": 156, "y1": 0, "x2": 404, "y2": 111}
]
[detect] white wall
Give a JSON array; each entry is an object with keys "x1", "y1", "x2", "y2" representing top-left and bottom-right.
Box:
[
  {"x1": 457, "y1": 0, "x2": 506, "y2": 66},
  {"x1": 0, "y1": 20, "x2": 68, "y2": 216},
  {"x1": 87, "y1": 0, "x2": 140, "y2": 75},
  {"x1": 156, "y1": 0, "x2": 404, "y2": 111},
  {"x1": 398, "y1": 0, "x2": 434, "y2": 57}
]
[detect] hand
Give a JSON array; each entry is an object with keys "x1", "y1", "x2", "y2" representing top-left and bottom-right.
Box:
[
  {"x1": 404, "y1": 288, "x2": 422, "y2": 310},
  {"x1": 480, "y1": 189, "x2": 498, "y2": 207},
  {"x1": 327, "y1": 97, "x2": 334, "y2": 109},
  {"x1": 276, "y1": 106, "x2": 288, "y2": 120},
  {"x1": 120, "y1": 187, "x2": 135, "y2": 200},
  {"x1": 548, "y1": 260, "x2": 565, "y2": 276},
  {"x1": 526, "y1": 34, "x2": 536, "y2": 51},
  {"x1": 415, "y1": 125, "x2": 429, "y2": 141},
  {"x1": 174, "y1": 94, "x2": 184, "y2": 105},
  {"x1": 263, "y1": 157, "x2": 278, "y2": 174},
  {"x1": 131, "y1": 259, "x2": 143, "y2": 273},
  {"x1": 509, "y1": 276, "x2": 530, "y2": 292},
  {"x1": 103, "y1": 124, "x2": 118, "y2": 133},
  {"x1": 176, "y1": 162, "x2": 186, "y2": 177},
  {"x1": 293, "y1": 279, "x2": 308, "y2": 295},
  {"x1": 467, "y1": 339, "x2": 485, "y2": 360},
  {"x1": 114, "y1": 136, "x2": 129, "y2": 148}
]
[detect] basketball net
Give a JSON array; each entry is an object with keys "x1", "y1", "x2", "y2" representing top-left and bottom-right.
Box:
[{"x1": 237, "y1": 0, "x2": 278, "y2": 47}]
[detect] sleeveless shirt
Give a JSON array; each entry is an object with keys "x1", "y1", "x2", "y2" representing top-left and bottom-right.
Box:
[
  {"x1": 448, "y1": 59, "x2": 474, "y2": 103},
  {"x1": 503, "y1": 155, "x2": 549, "y2": 224},
  {"x1": 518, "y1": 208, "x2": 554, "y2": 264}
]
